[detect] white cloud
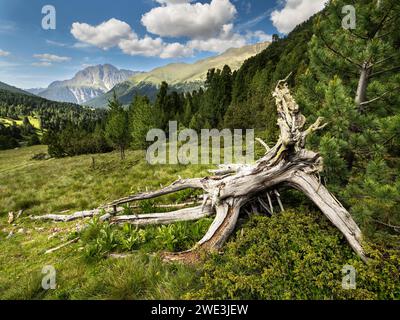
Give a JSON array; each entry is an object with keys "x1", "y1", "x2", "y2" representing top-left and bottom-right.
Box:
[
  {"x1": 188, "y1": 24, "x2": 246, "y2": 53},
  {"x1": 0, "y1": 49, "x2": 10, "y2": 57},
  {"x1": 160, "y1": 42, "x2": 193, "y2": 59},
  {"x1": 32, "y1": 62, "x2": 52, "y2": 67},
  {"x1": 271, "y1": 0, "x2": 326, "y2": 34},
  {"x1": 119, "y1": 36, "x2": 163, "y2": 57},
  {"x1": 71, "y1": 18, "x2": 133, "y2": 49},
  {"x1": 155, "y1": 0, "x2": 191, "y2": 4},
  {"x1": 46, "y1": 40, "x2": 67, "y2": 47},
  {"x1": 119, "y1": 36, "x2": 193, "y2": 58},
  {"x1": 72, "y1": 42, "x2": 92, "y2": 49},
  {"x1": 69, "y1": 0, "x2": 272, "y2": 58},
  {"x1": 33, "y1": 53, "x2": 71, "y2": 63},
  {"x1": 142, "y1": 0, "x2": 237, "y2": 39},
  {"x1": 71, "y1": 18, "x2": 193, "y2": 58},
  {"x1": 246, "y1": 30, "x2": 272, "y2": 43}
]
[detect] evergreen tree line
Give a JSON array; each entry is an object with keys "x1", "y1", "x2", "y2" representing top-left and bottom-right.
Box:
[
  {"x1": 0, "y1": 89, "x2": 107, "y2": 150},
  {"x1": 0, "y1": 89, "x2": 106, "y2": 131},
  {"x1": 0, "y1": 116, "x2": 41, "y2": 150}
]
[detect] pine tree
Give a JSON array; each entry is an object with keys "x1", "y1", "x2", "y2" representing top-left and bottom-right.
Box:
[
  {"x1": 130, "y1": 95, "x2": 155, "y2": 149},
  {"x1": 154, "y1": 81, "x2": 168, "y2": 130},
  {"x1": 296, "y1": 0, "x2": 400, "y2": 244},
  {"x1": 105, "y1": 92, "x2": 130, "y2": 160},
  {"x1": 182, "y1": 93, "x2": 193, "y2": 127},
  {"x1": 309, "y1": 0, "x2": 400, "y2": 111}
]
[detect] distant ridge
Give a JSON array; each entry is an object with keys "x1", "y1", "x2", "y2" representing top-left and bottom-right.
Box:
[
  {"x1": 0, "y1": 81, "x2": 34, "y2": 96},
  {"x1": 87, "y1": 42, "x2": 270, "y2": 108},
  {"x1": 30, "y1": 64, "x2": 140, "y2": 105}
]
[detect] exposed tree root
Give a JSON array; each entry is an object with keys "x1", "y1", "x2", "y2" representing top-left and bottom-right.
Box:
[{"x1": 31, "y1": 78, "x2": 369, "y2": 263}]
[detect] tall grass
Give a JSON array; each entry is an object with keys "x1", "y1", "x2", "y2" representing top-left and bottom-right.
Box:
[{"x1": 0, "y1": 146, "x2": 212, "y2": 299}]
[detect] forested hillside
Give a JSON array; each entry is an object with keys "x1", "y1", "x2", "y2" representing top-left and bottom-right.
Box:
[
  {"x1": 0, "y1": 88, "x2": 106, "y2": 150},
  {"x1": 0, "y1": 81, "x2": 33, "y2": 96}
]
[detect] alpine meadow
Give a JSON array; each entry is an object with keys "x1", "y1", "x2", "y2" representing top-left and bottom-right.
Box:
[{"x1": 0, "y1": 0, "x2": 400, "y2": 302}]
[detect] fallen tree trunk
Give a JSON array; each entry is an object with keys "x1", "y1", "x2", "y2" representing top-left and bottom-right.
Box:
[
  {"x1": 110, "y1": 205, "x2": 213, "y2": 226},
  {"x1": 32, "y1": 78, "x2": 368, "y2": 262}
]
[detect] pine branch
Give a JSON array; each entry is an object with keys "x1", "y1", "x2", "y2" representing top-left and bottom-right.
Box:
[
  {"x1": 320, "y1": 35, "x2": 362, "y2": 68},
  {"x1": 372, "y1": 219, "x2": 400, "y2": 233},
  {"x1": 373, "y1": 55, "x2": 396, "y2": 67},
  {"x1": 359, "y1": 91, "x2": 390, "y2": 106},
  {"x1": 369, "y1": 3, "x2": 396, "y2": 39},
  {"x1": 370, "y1": 66, "x2": 400, "y2": 78}
]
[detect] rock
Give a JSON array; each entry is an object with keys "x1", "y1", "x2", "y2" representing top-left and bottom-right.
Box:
[{"x1": 6, "y1": 231, "x2": 14, "y2": 239}]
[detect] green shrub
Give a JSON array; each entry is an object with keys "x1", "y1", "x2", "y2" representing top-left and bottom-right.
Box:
[
  {"x1": 189, "y1": 211, "x2": 400, "y2": 300},
  {"x1": 81, "y1": 215, "x2": 213, "y2": 258},
  {"x1": 82, "y1": 217, "x2": 118, "y2": 260}
]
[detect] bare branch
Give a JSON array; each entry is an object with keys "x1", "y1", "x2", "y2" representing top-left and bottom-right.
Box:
[
  {"x1": 360, "y1": 91, "x2": 390, "y2": 106},
  {"x1": 105, "y1": 178, "x2": 206, "y2": 208},
  {"x1": 31, "y1": 209, "x2": 108, "y2": 222},
  {"x1": 256, "y1": 138, "x2": 271, "y2": 152},
  {"x1": 111, "y1": 205, "x2": 214, "y2": 226}
]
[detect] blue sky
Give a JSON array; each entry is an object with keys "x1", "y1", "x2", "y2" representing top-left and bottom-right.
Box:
[{"x1": 0, "y1": 0, "x2": 326, "y2": 89}]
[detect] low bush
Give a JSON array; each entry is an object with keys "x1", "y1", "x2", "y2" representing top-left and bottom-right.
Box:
[{"x1": 189, "y1": 211, "x2": 400, "y2": 300}]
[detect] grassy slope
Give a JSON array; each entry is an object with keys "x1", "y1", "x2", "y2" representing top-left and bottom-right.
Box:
[
  {"x1": 1, "y1": 147, "x2": 398, "y2": 300},
  {"x1": 0, "y1": 146, "x2": 211, "y2": 299},
  {"x1": 0, "y1": 116, "x2": 41, "y2": 129}
]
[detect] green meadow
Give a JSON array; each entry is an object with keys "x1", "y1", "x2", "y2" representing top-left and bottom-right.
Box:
[{"x1": 0, "y1": 146, "x2": 399, "y2": 300}]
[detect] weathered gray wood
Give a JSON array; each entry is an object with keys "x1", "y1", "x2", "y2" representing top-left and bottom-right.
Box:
[
  {"x1": 287, "y1": 173, "x2": 366, "y2": 261},
  {"x1": 105, "y1": 178, "x2": 205, "y2": 208},
  {"x1": 31, "y1": 209, "x2": 110, "y2": 222},
  {"x1": 111, "y1": 205, "x2": 213, "y2": 226}
]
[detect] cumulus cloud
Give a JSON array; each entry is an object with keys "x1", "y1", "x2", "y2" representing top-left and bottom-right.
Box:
[
  {"x1": 0, "y1": 49, "x2": 10, "y2": 57},
  {"x1": 142, "y1": 0, "x2": 237, "y2": 39},
  {"x1": 119, "y1": 36, "x2": 194, "y2": 58},
  {"x1": 246, "y1": 30, "x2": 272, "y2": 43},
  {"x1": 155, "y1": 0, "x2": 191, "y2": 4},
  {"x1": 33, "y1": 53, "x2": 71, "y2": 63},
  {"x1": 187, "y1": 24, "x2": 271, "y2": 53},
  {"x1": 160, "y1": 42, "x2": 194, "y2": 59},
  {"x1": 70, "y1": 0, "x2": 272, "y2": 58},
  {"x1": 271, "y1": 0, "x2": 326, "y2": 34},
  {"x1": 71, "y1": 18, "x2": 133, "y2": 49},
  {"x1": 71, "y1": 18, "x2": 193, "y2": 58},
  {"x1": 188, "y1": 24, "x2": 246, "y2": 53}
]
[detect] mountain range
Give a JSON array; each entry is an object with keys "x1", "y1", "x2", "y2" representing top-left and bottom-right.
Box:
[
  {"x1": 86, "y1": 42, "x2": 270, "y2": 108},
  {"x1": 3, "y1": 42, "x2": 270, "y2": 108},
  {"x1": 27, "y1": 64, "x2": 140, "y2": 104},
  {"x1": 0, "y1": 81, "x2": 33, "y2": 96}
]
